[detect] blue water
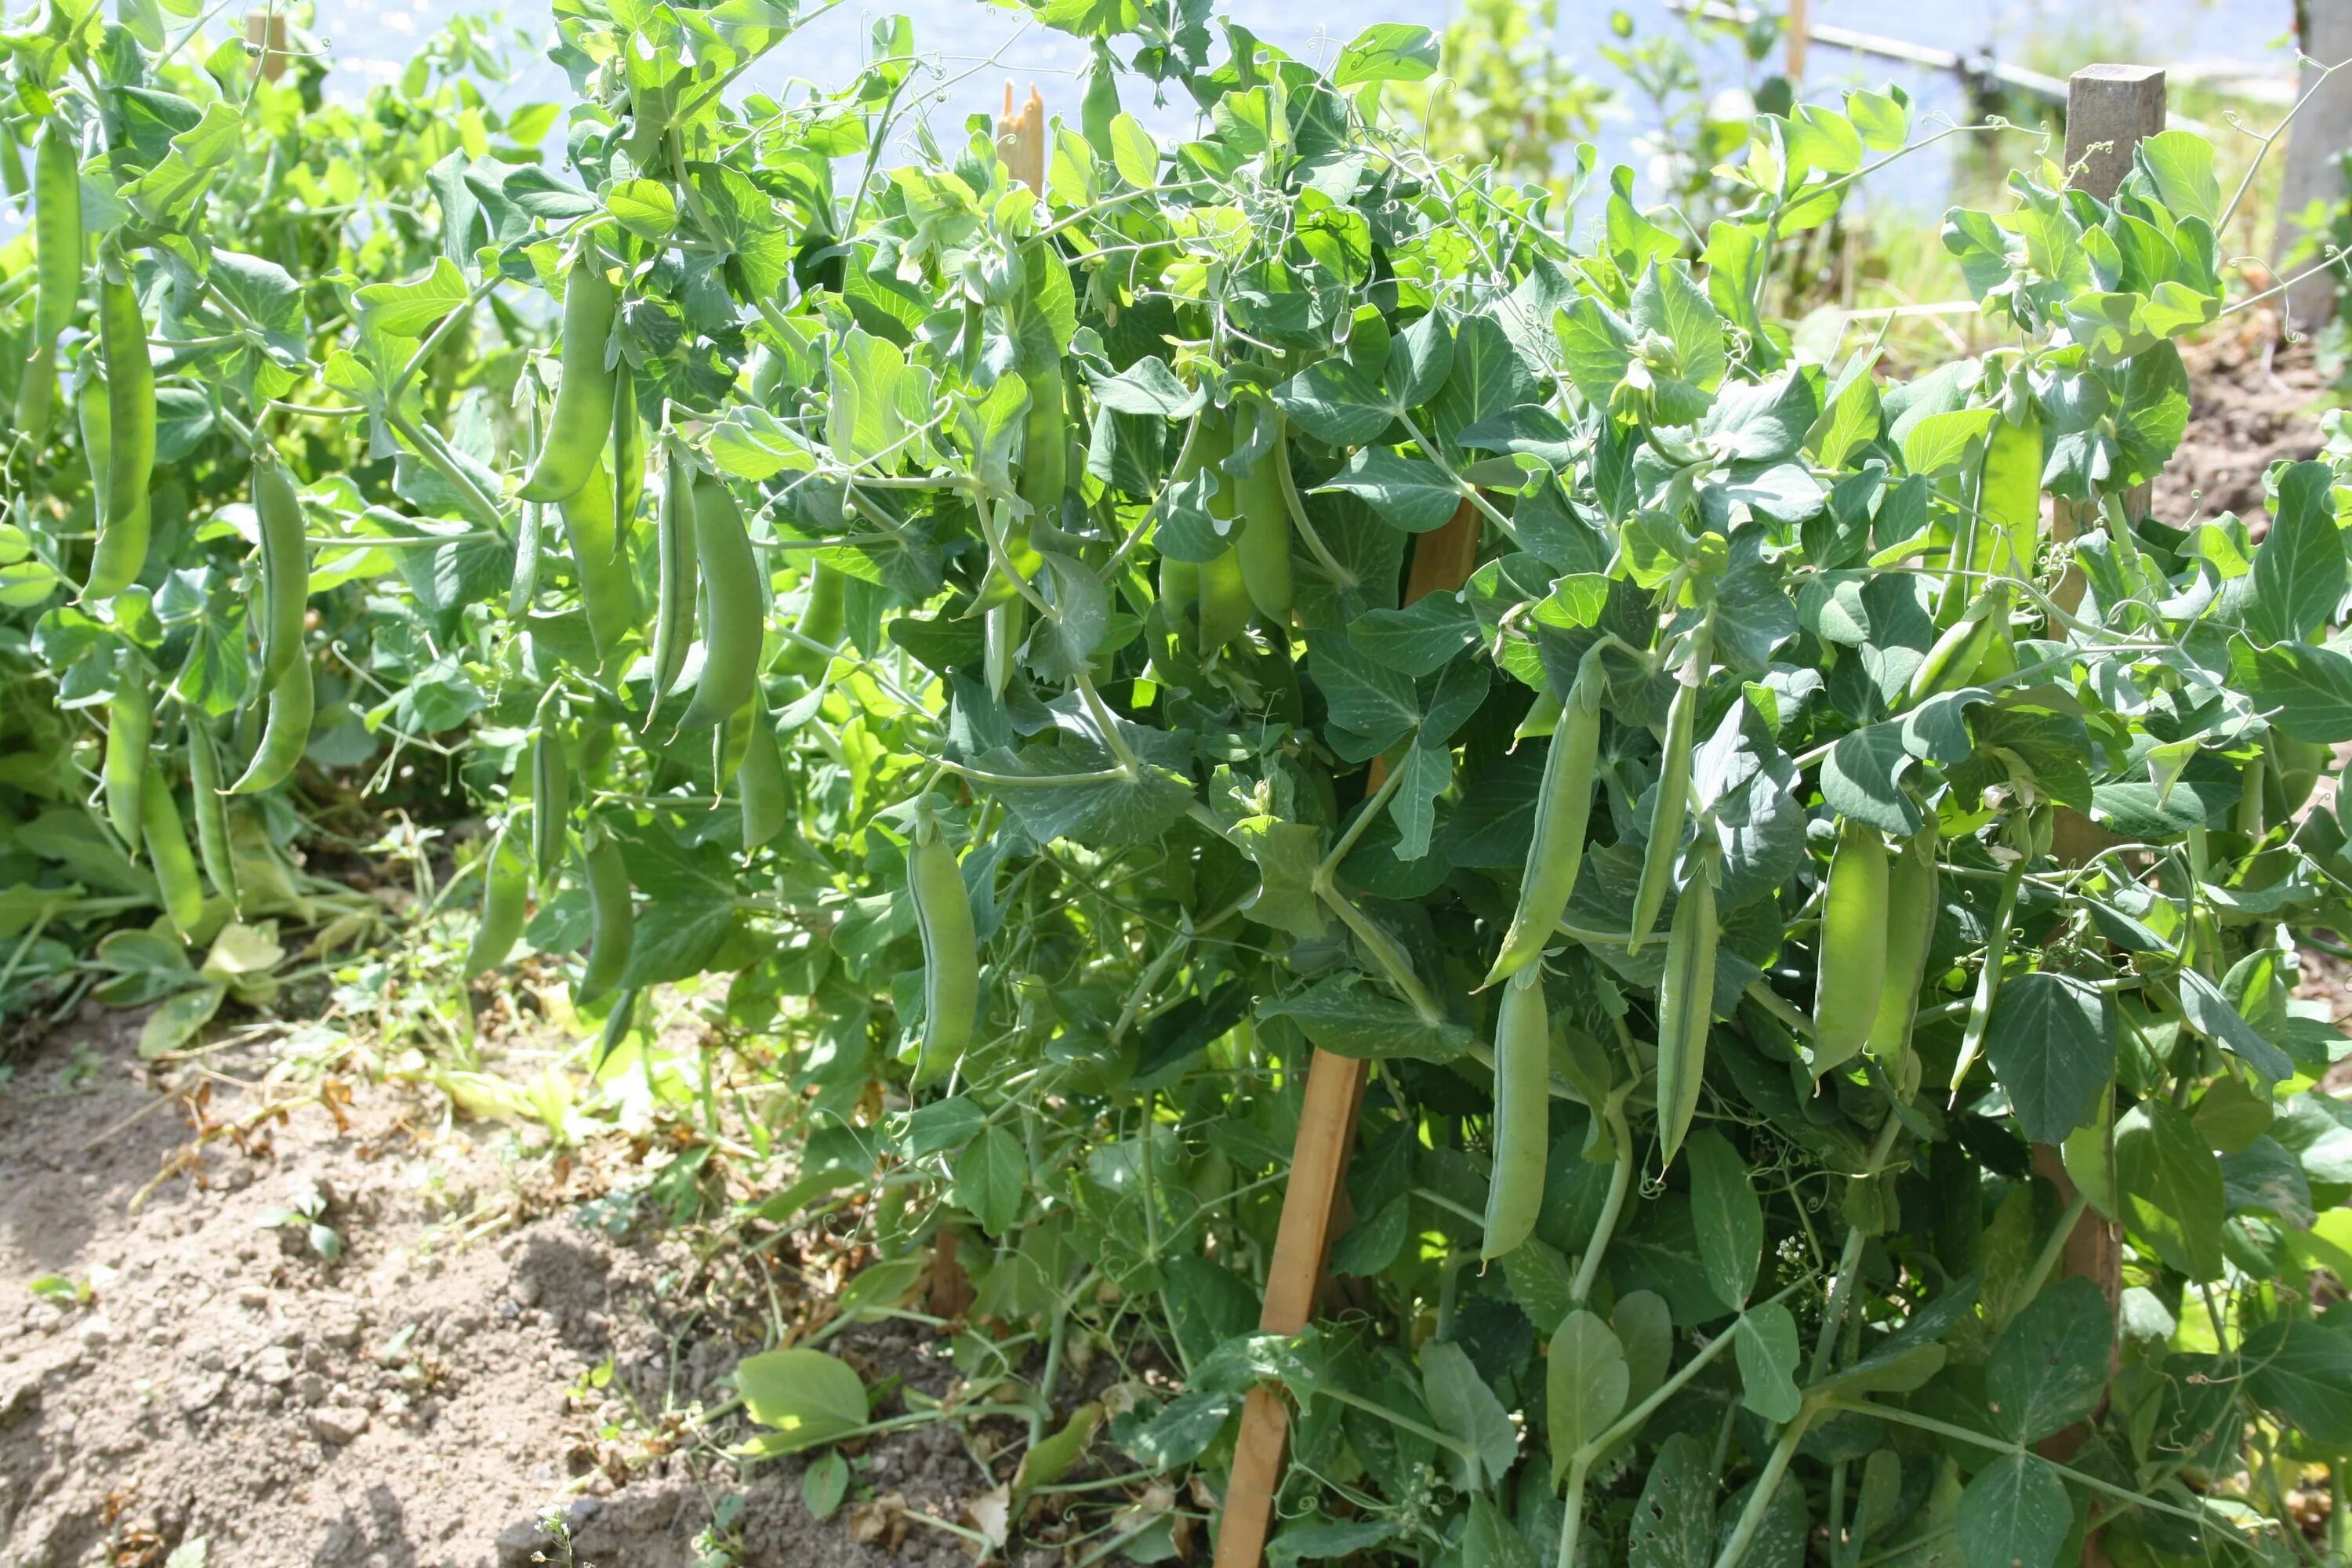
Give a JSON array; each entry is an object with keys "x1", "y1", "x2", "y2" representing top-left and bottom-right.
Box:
[{"x1": 303, "y1": 0, "x2": 2298, "y2": 212}]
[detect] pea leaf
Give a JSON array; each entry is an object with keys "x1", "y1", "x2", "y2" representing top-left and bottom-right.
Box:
[
  {"x1": 1686, "y1": 1129, "x2": 1762, "y2": 1309},
  {"x1": 1734, "y1": 1302, "x2": 1802, "y2": 1422},
  {"x1": 1955, "y1": 1452, "x2": 2071, "y2": 1568},
  {"x1": 1985, "y1": 972, "x2": 2114, "y2": 1145},
  {"x1": 1314, "y1": 448, "x2": 1463, "y2": 533},
  {"x1": 1547, "y1": 1309, "x2": 1628, "y2": 1476},
  {"x1": 1987, "y1": 1276, "x2": 2112, "y2": 1442},
  {"x1": 1421, "y1": 1339, "x2": 1517, "y2": 1486},
  {"x1": 2241, "y1": 1320, "x2": 2352, "y2": 1447},
  {"x1": 2245, "y1": 461, "x2": 2343, "y2": 646},
  {"x1": 2115, "y1": 1098, "x2": 2226, "y2": 1283},
  {"x1": 735, "y1": 1348, "x2": 869, "y2": 1454}
]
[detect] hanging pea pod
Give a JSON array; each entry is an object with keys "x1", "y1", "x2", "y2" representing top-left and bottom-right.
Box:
[
  {"x1": 1947, "y1": 848, "x2": 2027, "y2": 1095},
  {"x1": 226, "y1": 658, "x2": 313, "y2": 794},
  {"x1": 648, "y1": 442, "x2": 701, "y2": 702},
  {"x1": 1480, "y1": 964, "x2": 1551, "y2": 1261},
  {"x1": 88, "y1": 270, "x2": 154, "y2": 598},
  {"x1": 1233, "y1": 419, "x2": 1294, "y2": 623},
  {"x1": 1908, "y1": 583, "x2": 2009, "y2": 706},
  {"x1": 909, "y1": 805, "x2": 978, "y2": 1088},
  {"x1": 16, "y1": 122, "x2": 80, "y2": 446},
  {"x1": 576, "y1": 825, "x2": 633, "y2": 1004},
  {"x1": 557, "y1": 456, "x2": 641, "y2": 675},
  {"x1": 1864, "y1": 821, "x2": 1940, "y2": 1072},
  {"x1": 78, "y1": 364, "x2": 111, "y2": 525},
  {"x1": 183, "y1": 718, "x2": 240, "y2": 913},
  {"x1": 1628, "y1": 626, "x2": 1710, "y2": 956},
  {"x1": 1486, "y1": 656, "x2": 1603, "y2": 987},
  {"x1": 251, "y1": 447, "x2": 310, "y2": 682},
  {"x1": 1653, "y1": 853, "x2": 1719, "y2": 1165},
  {"x1": 104, "y1": 653, "x2": 151, "y2": 848},
  {"x1": 1808, "y1": 818, "x2": 1890, "y2": 1078},
  {"x1": 530, "y1": 704, "x2": 570, "y2": 888},
  {"x1": 517, "y1": 250, "x2": 618, "y2": 503},
  {"x1": 610, "y1": 366, "x2": 644, "y2": 549},
  {"x1": 779, "y1": 561, "x2": 845, "y2": 677},
  {"x1": 676, "y1": 477, "x2": 763, "y2": 731},
  {"x1": 463, "y1": 825, "x2": 529, "y2": 979},
  {"x1": 736, "y1": 698, "x2": 789, "y2": 851},
  {"x1": 140, "y1": 760, "x2": 205, "y2": 939},
  {"x1": 1196, "y1": 546, "x2": 1252, "y2": 655}
]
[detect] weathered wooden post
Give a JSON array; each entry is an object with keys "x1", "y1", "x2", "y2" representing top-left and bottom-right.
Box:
[
  {"x1": 244, "y1": 9, "x2": 289, "y2": 82},
  {"x1": 1212, "y1": 503, "x2": 1483, "y2": 1568},
  {"x1": 2278, "y1": 3, "x2": 2352, "y2": 325}
]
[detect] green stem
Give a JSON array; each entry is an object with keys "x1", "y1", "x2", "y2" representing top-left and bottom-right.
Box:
[
  {"x1": 2014, "y1": 1189, "x2": 2091, "y2": 1309},
  {"x1": 1568, "y1": 1102, "x2": 1633, "y2": 1305},
  {"x1": 1711, "y1": 1411, "x2": 1810, "y2": 1568}
]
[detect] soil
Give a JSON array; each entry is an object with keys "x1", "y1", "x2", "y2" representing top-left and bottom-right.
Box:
[
  {"x1": 2154, "y1": 314, "x2": 2332, "y2": 528},
  {"x1": 0, "y1": 1007, "x2": 995, "y2": 1568}
]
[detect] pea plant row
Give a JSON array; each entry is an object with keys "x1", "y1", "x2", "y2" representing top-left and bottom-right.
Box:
[{"x1": 1, "y1": 0, "x2": 2349, "y2": 1563}]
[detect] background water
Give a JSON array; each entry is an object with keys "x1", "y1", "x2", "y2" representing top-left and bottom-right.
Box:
[{"x1": 300, "y1": 0, "x2": 2303, "y2": 212}]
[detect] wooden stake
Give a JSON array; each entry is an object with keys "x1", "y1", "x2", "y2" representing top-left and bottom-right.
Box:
[
  {"x1": 2277, "y1": 5, "x2": 2352, "y2": 325},
  {"x1": 244, "y1": 9, "x2": 289, "y2": 82},
  {"x1": 1213, "y1": 498, "x2": 1484, "y2": 1568},
  {"x1": 2049, "y1": 64, "x2": 2164, "y2": 869},
  {"x1": 996, "y1": 82, "x2": 1047, "y2": 198},
  {"x1": 1784, "y1": 0, "x2": 1809, "y2": 84}
]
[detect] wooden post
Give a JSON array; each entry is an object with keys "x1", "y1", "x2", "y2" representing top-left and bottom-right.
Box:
[
  {"x1": 1784, "y1": 0, "x2": 1809, "y2": 85},
  {"x1": 244, "y1": 9, "x2": 289, "y2": 82},
  {"x1": 2049, "y1": 64, "x2": 2162, "y2": 879},
  {"x1": 1212, "y1": 499, "x2": 1483, "y2": 1568},
  {"x1": 996, "y1": 83, "x2": 1047, "y2": 198},
  {"x1": 2041, "y1": 73, "x2": 2156, "y2": 1565},
  {"x1": 2278, "y1": 2, "x2": 2352, "y2": 326}
]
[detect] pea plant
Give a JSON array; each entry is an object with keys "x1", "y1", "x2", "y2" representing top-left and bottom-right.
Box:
[{"x1": 3, "y1": 0, "x2": 2351, "y2": 1565}]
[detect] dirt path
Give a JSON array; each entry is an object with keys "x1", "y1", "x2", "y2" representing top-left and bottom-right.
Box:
[{"x1": 0, "y1": 1011, "x2": 984, "y2": 1568}]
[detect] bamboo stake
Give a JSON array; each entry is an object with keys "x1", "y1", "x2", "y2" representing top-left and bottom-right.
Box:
[
  {"x1": 1212, "y1": 499, "x2": 1483, "y2": 1568},
  {"x1": 244, "y1": 9, "x2": 288, "y2": 81}
]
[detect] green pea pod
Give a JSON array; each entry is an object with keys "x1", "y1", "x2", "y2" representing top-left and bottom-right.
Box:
[
  {"x1": 104, "y1": 657, "x2": 151, "y2": 848},
  {"x1": 89, "y1": 273, "x2": 154, "y2": 598},
  {"x1": 463, "y1": 825, "x2": 529, "y2": 979},
  {"x1": 78, "y1": 365, "x2": 111, "y2": 524},
  {"x1": 1864, "y1": 822, "x2": 1940, "y2": 1071},
  {"x1": 1197, "y1": 545, "x2": 1251, "y2": 653},
  {"x1": 183, "y1": 719, "x2": 240, "y2": 913},
  {"x1": 576, "y1": 829, "x2": 633, "y2": 1004},
  {"x1": 141, "y1": 760, "x2": 205, "y2": 938},
  {"x1": 509, "y1": 500, "x2": 543, "y2": 619},
  {"x1": 610, "y1": 368, "x2": 644, "y2": 549},
  {"x1": 531, "y1": 717, "x2": 569, "y2": 888},
  {"x1": 31, "y1": 123, "x2": 79, "y2": 346},
  {"x1": 18, "y1": 122, "x2": 77, "y2": 445},
  {"x1": 227, "y1": 656, "x2": 313, "y2": 794},
  {"x1": 1235, "y1": 432, "x2": 1294, "y2": 622},
  {"x1": 648, "y1": 446, "x2": 701, "y2": 701},
  {"x1": 737, "y1": 698, "x2": 788, "y2": 851},
  {"x1": 1947, "y1": 855, "x2": 2025, "y2": 1095},
  {"x1": 985, "y1": 598, "x2": 1025, "y2": 698},
  {"x1": 1628, "y1": 629, "x2": 1709, "y2": 955},
  {"x1": 1479, "y1": 964, "x2": 1551, "y2": 1261},
  {"x1": 909, "y1": 811, "x2": 978, "y2": 1087},
  {"x1": 16, "y1": 340, "x2": 56, "y2": 454},
  {"x1": 1486, "y1": 659, "x2": 1602, "y2": 987},
  {"x1": 1808, "y1": 818, "x2": 1890, "y2": 1078},
  {"x1": 1018, "y1": 364, "x2": 1066, "y2": 518},
  {"x1": 1653, "y1": 862, "x2": 1719, "y2": 1164},
  {"x1": 592, "y1": 985, "x2": 638, "y2": 1072},
  {"x1": 1907, "y1": 583, "x2": 2009, "y2": 706},
  {"x1": 517, "y1": 254, "x2": 618, "y2": 503},
  {"x1": 557, "y1": 456, "x2": 641, "y2": 675},
  {"x1": 677, "y1": 478, "x2": 762, "y2": 731},
  {"x1": 780, "y1": 562, "x2": 845, "y2": 677},
  {"x1": 251, "y1": 448, "x2": 310, "y2": 683}
]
